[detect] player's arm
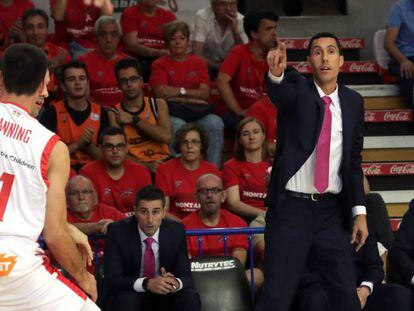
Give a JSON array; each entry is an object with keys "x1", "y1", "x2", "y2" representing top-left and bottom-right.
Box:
[
  {"x1": 43, "y1": 141, "x2": 97, "y2": 301},
  {"x1": 134, "y1": 99, "x2": 172, "y2": 143},
  {"x1": 71, "y1": 219, "x2": 114, "y2": 235},
  {"x1": 216, "y1": 72, "x2": 246, "y2": 116}
]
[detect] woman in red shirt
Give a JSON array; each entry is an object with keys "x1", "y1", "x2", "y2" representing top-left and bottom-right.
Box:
[
  {"x1": 149, "y1": 21, "x2": 224, "y2": 168},
  {"x1": 222, "y1": 117, "x2": 271, "y2": 221}
]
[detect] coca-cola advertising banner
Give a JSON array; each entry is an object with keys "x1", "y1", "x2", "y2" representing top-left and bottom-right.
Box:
[
  {"x1": 279, "y1": 38, "x2": 365, "y2": 50},
  {"x1": 364, "y1": 110, "x2": 413, "y2": 123},
  {"x1": 288, "y1": 61, "x2": 379, "y2": 74},
  {"x1": 111, "y1": 0, "x2": 137, "y2": 13},
  {"x1": 362, "y1": 162, "x2": 414, "y2": 176}
]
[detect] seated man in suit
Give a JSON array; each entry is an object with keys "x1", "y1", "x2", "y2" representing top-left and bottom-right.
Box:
[
  {"x1": 389, "y1": 199, "x2": 414, "y2": 293},
  {"x1": 104, "y1": 185, "x2": 201, "y2": 311},
  {"x1": 295, "y1": 234, "x2": 413, "y2": 311}
]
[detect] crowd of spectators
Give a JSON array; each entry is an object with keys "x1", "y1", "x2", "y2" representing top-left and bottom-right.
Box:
[{"x1": 1, "y1": 0, "x2": 414, "y2": 310}]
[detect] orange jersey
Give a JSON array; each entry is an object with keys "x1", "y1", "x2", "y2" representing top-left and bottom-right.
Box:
[
  {"x1": 115, "y1": 97, "x2": 170, "y2": 162},
  {"x1": 53, "y1": 100, "x2": 101, "y2": 166}
]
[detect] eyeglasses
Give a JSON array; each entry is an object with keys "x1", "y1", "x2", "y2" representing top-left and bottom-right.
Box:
[
  {"x1": 102, "y1": 143, "x2": 127, "y2": 151},
  {"x1": 118, "y1": 76, "x2": 141, "y2": 86},
  {"x1": 67, "y1": 190, "x2": 94, "y2": 196},
  {"x1": 180, "y1": 139, "x2": 201, "y2": 146},
  {"x1": 197, "y1": 187, "x2": 223, "y2": 195}
]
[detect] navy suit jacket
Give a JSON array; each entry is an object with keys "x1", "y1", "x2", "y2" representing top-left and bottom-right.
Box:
[
  {"x1": 389, "y1": 199, "x2": 414, "y2": 285},
  {"x1": 265, "y1": 70, "x2": 365, "y2": 229},
  {"x1": 104, "y1": 217, "x2": 192, "y2": 294}
]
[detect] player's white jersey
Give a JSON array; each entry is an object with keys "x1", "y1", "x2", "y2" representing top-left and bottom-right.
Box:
[{"x1": 0, "y1": 101, "x2": 59, "y2": 244}]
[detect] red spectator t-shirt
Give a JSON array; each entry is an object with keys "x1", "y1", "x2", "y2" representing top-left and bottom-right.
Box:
[
  {"x1": 50, "y1": 0, "x2": 100, "y2": 49},
  {"x1": 246, "y1": 97, "x2": 278, "y2": 144},
  {"x1": 155, "y1": 157, "x2": 220, "y2": 219},
  {"x1": 219, "y1": 44, "x2": 268, "y2": 112},
  {"x1": 78, "y1": 50, "x2": 128, "y2": 108},
  {"x1": 80, "y1": 159, "x2": 152, "y2": 214},
  {"x1": 182, "y1": 209, "x2": 248, "y2": 258},
  {"x1": 0, "y1": 0, "x2": 34, "y2": 51},
  {"x1": 222, "y1": 158, "x2": 270, "y2": 210},
  {"x1": 149, "y1": 54, "x2": 210, "y2": 89},
  {"x1": 120, "y1": 5, "x2": 176, "y2": 50}
]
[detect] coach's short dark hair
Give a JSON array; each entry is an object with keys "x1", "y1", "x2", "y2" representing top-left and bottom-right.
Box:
[
  {"x1": 60, "y1": 60, "x2": 89, "y2": 81},
  {"x1": 114, "y1": 57, "x2": 143, "y2": 80},
  {"x1": 99, "y1": 126, "x2": 127, "y2": 145},
  {"x1": 135, "y1": 185, "x2": 166, "y2": 208},
  {"x1": 243, "y1": 11, "x2": 279, "y2": 39},
  {"x1": 308, "y1": 32, "x2": 342, "y2": 55},
  {"x1": 1, "y1": 43, "x2": 48, "y2": 96},
  {"x1": 22, "y1": 8, "x2": 49, "y2": 28}
]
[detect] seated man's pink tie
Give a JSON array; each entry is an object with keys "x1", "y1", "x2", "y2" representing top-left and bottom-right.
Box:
[
  {"x1": 314, "y1": 95, "x2": 332, "y2": 193},
  {"x1": 144, "y1": 237, "x2": 155, "y2": 278}
]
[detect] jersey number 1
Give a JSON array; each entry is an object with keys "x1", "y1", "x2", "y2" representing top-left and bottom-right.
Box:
[{"x1": 0, "y1": 173, "x2": 15, "y2": 221}]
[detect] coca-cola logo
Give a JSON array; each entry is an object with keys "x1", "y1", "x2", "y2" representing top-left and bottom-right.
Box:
[
  {"x1": 340, "y1": 38, "x2": 363, "y2": 49},
  {"x1": 302, "y1": 40, "x2": 310, "y2": 49},
  {"x1": 363, "y1": 164, "x2": 382, "y2": 175},
  {"x1": 384, "y1": 111, "x2": 411, "y2": 122},
  {"x1": 364, "y1": 112, "x2": 376, "y2": 122},
  {"x1": 390, "y1": 164, "x2": 414, "y2": 174},
  {"x1": 348, "y1": 62, "x2": 377, "y2": 73}
]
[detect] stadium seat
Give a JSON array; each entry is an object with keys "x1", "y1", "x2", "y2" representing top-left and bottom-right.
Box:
[
  {"x1": 373, "y1": 29, "x2": 398, "y2": 84},
  {"x1": 190, "y1": 256, "x2": 253, "y2": 311}
]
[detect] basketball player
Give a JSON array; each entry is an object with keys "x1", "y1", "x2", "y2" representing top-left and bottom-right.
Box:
[{"x1": 0, "y1": 43, "x2": 99, "y2": 310}]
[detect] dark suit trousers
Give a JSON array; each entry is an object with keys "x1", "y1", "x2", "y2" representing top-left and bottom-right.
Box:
[
  {"x1": 364, "y1": 283, "x2": 413, "y2": 311},
  {"x1": 256, "y1": 195, "x2": 360, "y2": 311},
  {"x1": 107, "y1": 288, "x2": 201, "y2": 311}
]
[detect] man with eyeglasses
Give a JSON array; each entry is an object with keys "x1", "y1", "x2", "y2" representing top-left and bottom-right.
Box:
[
  {"x1": 39, "y1": 60, "x2": 110, "y2": 171},
  {"x1": 110, "y1": 57, "x2": 172, "y2": 173},
  {"x1": 67, "y1": 175, "x2": 125, "y2": 235},
  {"x1": 182, "y1": 174, "x2": 248, "y2": 261},
  {"x1": 80, "y1": 127, "x2": 152, "y2": 214}
]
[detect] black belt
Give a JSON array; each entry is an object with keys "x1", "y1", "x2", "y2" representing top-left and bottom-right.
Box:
[{"x1": 285, "y1": 190, "x2": 339, "y2": 201}]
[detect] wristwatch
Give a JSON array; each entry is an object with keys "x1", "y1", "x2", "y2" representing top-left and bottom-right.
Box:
[
  {"x1": 142, "y1": 278, "x2": 149, "y2": 291},
  {"x1": 132, "y1": 114, "x2": 141, "y2": 125},
  {"x1": 179, "y1": 87, "x2": 186, "y2": 96}
]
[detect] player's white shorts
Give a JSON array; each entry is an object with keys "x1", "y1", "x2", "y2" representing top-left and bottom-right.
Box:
[{"x1": 0, "y1": 238, "x2": 100, "y2": 311}]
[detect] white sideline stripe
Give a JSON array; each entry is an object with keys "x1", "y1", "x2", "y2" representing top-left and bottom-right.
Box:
[
  {"x1": 347, "y1": 84, "x2": 400, "y2": 97},
  {"x1": 363, "y1": 136, "x2": 414, "y2": 149},
  {"x1": 371, "y1": 190, "x2": 414, "y2": 204}
]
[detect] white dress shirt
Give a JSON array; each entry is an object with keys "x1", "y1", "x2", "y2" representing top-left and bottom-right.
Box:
[
  {"x1": 190, "y1": 6, "x2": 248, "y2": 62},
  {"x1": 268, "y1": 71, "x2": 366, "y2": 216},
  {"x1": 133, "y1": 226, "x2": 183, "y2": 292}
]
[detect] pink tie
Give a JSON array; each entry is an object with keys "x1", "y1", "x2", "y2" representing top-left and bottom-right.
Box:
[
  {"x1": 143, "y1": 237, "x2": 155, "y2": 278},
  {"x1": 314, "y1": 95, "x2": 332, "y2": 193}
]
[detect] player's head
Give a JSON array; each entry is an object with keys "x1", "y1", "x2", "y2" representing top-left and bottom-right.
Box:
[
  {"x1": 114, "y1": 58, "x2": 143, "y2": 100},
  {"x1": 22, "y1": 8, "x2": 49, "y2": 48},
  {"x1": 66, "y1": 176, "x2": 98, "y2": 217},
  {"x1": 307, "y1": 32, "x2": 344, "y2": 89},
  {"x1": 60, "y1": 60, "x2": 89, "y2": 100},
  {"x1": 134, "y1": 185, "x2": 166, "y2": 236},
  {"x1": 1, "y1": 43, "x2": 49, "y2": 97},
  {"x1": 196, "y1": 174, "x2": 225, "y2": 217},
  {"x1": 243, "y1": 10, "x2": 278, "y2": 49},
  {"x1": 99, "y1": 127, "x2": 128, "y2": 169}
]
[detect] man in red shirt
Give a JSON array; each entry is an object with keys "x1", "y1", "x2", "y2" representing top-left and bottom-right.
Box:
[
  {"x1": 183, "y1": 173, "x2": 248, "y2": 260},
  {"x1": 0, "y1": 0, "x2": 34, "y2": 51},
  {"x1": 80, "y1": 126, "x2": 152, "y2": 215},
  {"x1": 22, "y1": 8, "x2": 70, "y2": 97},
  {"x1": 66, "y1": 175, "x2": 126, "y2": 235},
  {"x1": 50, "y1": 0, "x2": 113, "y2": 58},
  {"x1": 78, "y1": 16, "x2": 127, "y2": 108},
  {"x1": 120, "y1": 0, "x2": 176, "y2": 81},
  {"x1": 216, "y1": 10, "x2": 279, "y2": 132}
]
